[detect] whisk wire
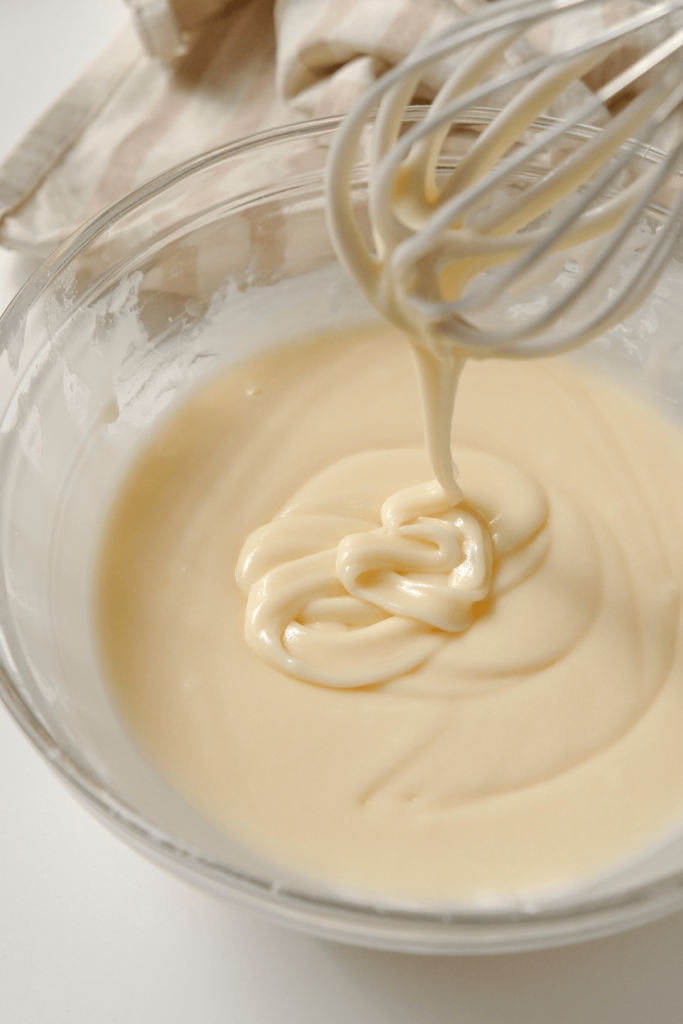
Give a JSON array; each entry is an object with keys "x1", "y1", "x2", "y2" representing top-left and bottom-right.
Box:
[{"x1": 326, "y1": 0, "x2": 683, "y2": 357}]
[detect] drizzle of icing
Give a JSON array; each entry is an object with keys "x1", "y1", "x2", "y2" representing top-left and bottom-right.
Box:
[{"x1": 237, "y1": 448, "x2": 551, "y2": 687}]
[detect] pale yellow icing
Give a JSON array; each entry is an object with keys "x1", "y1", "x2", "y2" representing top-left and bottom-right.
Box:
[{"x1": 97, "y1": 325, "x2": 683, "y2": 901}]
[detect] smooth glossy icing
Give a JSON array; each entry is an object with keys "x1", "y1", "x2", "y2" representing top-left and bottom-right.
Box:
[{"x1": 97, "y1": 325, "x2": 683, "y2": 901}]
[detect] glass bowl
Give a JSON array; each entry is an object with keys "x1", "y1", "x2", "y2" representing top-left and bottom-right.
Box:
[{"x1": 2, "y1": 110, "x2": 683, "y2": 955}]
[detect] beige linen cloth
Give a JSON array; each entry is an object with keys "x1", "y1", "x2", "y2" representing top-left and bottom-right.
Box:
[{"x1": 0, "y1": 0, "x2": 662, "y2": 257}]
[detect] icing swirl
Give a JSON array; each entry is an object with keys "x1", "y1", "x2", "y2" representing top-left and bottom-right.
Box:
[{"x1": 236, "y1": 448, "x2": 549, "y2": 687}]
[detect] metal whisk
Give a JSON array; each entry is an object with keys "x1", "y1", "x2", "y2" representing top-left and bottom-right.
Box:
[{"x1": 326, "y1": 0, "x2": 683, "y2": 359}]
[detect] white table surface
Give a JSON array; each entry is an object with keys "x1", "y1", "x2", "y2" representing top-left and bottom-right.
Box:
[{"x1": 2, "y1": 3, "x2": 683, "y2": 1021}]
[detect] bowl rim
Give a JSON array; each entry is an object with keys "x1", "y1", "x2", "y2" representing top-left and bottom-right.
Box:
[{"x1": 1, "y1": 109, "x2": 682, "y2": 954}]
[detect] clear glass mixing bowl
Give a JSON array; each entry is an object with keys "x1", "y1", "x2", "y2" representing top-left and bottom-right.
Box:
[{"x1": 2, "y1": 111, "x2": 683, "y2": 955}]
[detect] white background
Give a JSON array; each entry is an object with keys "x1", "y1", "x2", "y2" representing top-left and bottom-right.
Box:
[{"x1": 1, "y1": 2, "x2": 683, "y2": 1021}]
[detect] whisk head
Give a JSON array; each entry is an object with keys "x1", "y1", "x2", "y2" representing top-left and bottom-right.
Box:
[{"x1": 326, "y1": 0, "x2": 683, "y2": 359}]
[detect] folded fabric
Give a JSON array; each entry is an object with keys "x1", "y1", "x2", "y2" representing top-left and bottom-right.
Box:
[
  {"x1": 0, "y1": 0, "x2": 290, "y2": 256},
  {"x1": 127, "y1": 0, "x2": 235, "y2": 61},
  {"x1": 0, "y1": 0, "x2": 667, "y2": 257}
]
